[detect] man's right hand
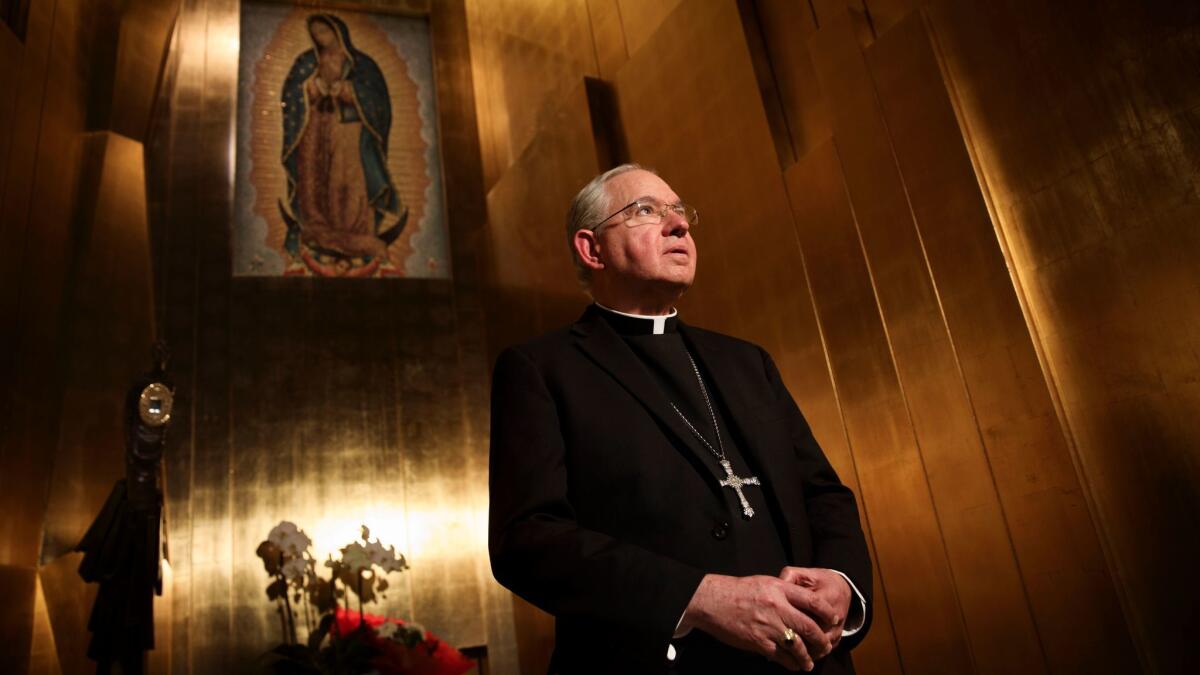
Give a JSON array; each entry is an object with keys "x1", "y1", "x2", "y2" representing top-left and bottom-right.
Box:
[{"x1": 679, "y1": 573, "x2": 838, "y2": 672}]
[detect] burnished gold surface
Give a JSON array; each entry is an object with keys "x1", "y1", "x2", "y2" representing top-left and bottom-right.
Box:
[
  {"x1": 615, "y1": 0, "x2": 682, "y2": 57},
  {"x1": 38, "y1": 553, "x2": 94, "y2": 674},
  {"x1": 0, "y1": 565, "x2": 37, "y2": 672},
  {"x1": 40, "y1": 133, "x2": 155, "y2": 565},
  {"x1": 755, "y1": 0, "x2": 827, "y2": 164},
  {"x1": 924, "y1": 1, "x2": 1200, "y2": 671},
  {"x1": 485, "y1": 81, "x2": 600, "y2": 351},
  {"x1": 465, "y1": 0, "x2": 599, "y2": 190},
  {"x1": 866, "y1": 13, "x2": 1135, "y2": 672},
  {"x1": 806, "y1": 7, "x2": 1047, "y2": 672},
  {"x1": 146, "y1": 0, "x2": 513, "y2": 673},
  {"x1": 585, "y1": 0, "x2": 628, "y2": 80},
  {"x1": 785, "y1": 141, "x2": 968, "y2": 674},
  {"x1": 0, "y1": 0, "x2": 160, "y2": 670},
  {"x1": 27, "y1": 574, "x2": 61, "y2": 675}
]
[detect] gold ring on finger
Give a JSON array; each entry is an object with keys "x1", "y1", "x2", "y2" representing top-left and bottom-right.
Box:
[{"x1": 781, "y1": 627, "x2": 796, "y2": 645}]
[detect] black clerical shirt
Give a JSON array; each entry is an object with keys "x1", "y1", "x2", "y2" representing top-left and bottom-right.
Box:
[{"x1": 592, "y1": 304, "x2": 790, "y2": 579}]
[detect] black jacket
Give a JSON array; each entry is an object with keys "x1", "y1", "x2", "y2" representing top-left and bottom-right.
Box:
[{"x1": 488, "y1": 307, "x2": 872, "y2": 674}]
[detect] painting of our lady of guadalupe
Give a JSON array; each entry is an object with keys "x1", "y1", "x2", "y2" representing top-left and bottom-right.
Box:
[{"x1": 234, "y1": 5, "x2": 449, "y2": 278}]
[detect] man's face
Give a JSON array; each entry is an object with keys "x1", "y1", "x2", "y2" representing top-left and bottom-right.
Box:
[{"x1": 594, "y1": 170, "x2": 696, "y2": 293}]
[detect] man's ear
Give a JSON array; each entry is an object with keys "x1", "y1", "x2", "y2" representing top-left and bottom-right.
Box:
[{"x1": 573, "y1": 230, "x2": 604, "y2": 271}]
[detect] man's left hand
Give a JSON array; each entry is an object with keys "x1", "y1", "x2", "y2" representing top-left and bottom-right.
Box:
[{"x1": 778, "y1": 567, "x2": 851, "y2": 652}]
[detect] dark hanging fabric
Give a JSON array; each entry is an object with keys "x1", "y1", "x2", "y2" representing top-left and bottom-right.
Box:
[{"x1": 76, "y1": 479, "x2": 162, "y2": 674}]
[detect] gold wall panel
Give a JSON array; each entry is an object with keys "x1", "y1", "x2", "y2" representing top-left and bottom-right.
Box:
[
  {"x1": 755, "y1": 0, "x2": 828, "y2": 163},
  {"x1": 0, "y1": 565, "x2": 37, "y2": 672},
  {"x1": 465, "y1": 0, "x2": 599, "y2": 190},
  {"x1": 0, "y1": 0, "x2": 172, "y2": 667},
  {"x1": 925, "y1": 1, "x2": 1200, "y2": 670},
  {"x1": 484, "y1": 80, "x2": 600, "y2": 357},
  {"x1": 806, "y1": 7, "x2": 1046, "y2": 673},
  {"x1": 785, "y1": 144, "x2": 968, "y2": 674},
  {"x1": 36, "y1": 132, "x2": 158, "y2": 671},
  {"x1": 0, "y1": 0, "x2": 61, "y2": 571},
  {"x1": 0, "y1": 26, "x2": 20, "y2": 193},
  {"x1": 149, "y1": 1, "x2": 515, "y2": 672},
  {"x1": 40, "y1": 132, "x2": 153, "y2": 564},
  {"x1": 28, "y1": 574, "x2": 62, "y2": 675},
  {"x1": 615, "y1": 0, "x2": 682, "y2": 57},
  {"x1": 39, "y1": 553, "x2": 95, "y2": 675},
  {"x1": 1, "y1": 0, "x2": 109, "y2": 665},
  {"x1": 585, "y1": 0, "x2": 628, "y2": 80},
  {"x1": 866, "y1": 13, "x2": 1137, "y2": 672},
  {"x1": 109, "y1": 0, "x2": 181, "y2": 140}
]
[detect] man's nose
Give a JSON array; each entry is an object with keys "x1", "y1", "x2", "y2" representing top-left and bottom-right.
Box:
[{"x1": 663, "y1": 211, "x2": 690, "y2": 237}]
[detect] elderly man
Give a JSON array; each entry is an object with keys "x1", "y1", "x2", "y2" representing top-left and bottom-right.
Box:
[{"x1": 489, "y1": 165, "x2": 872, "y2": 674}]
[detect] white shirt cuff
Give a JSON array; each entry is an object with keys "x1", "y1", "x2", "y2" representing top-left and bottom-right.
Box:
[
  {"x1": 829, "y1": 569, "x2": 867, "y2": 636},
  {"x1": 673, "y1": 607, "x2": 691, "y2": 638}
]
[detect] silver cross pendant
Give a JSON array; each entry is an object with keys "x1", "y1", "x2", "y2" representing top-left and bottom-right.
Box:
[{"x1": 718, "y1": 459, "x2": 761, "y2": 519}]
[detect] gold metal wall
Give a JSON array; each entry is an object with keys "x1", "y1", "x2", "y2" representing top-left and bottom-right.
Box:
[
  {"x1": 0, "y1": 0, "x2": 165, "y2": 670},
  {"x1": 469, "y1": 0, "x2": 1195, "y2": 672},
  {"x1": 922, "y1": 2, "x2": 1200, "y2": 672},
  {"x1": 148, "y1": 1, "x2": 517, "y2": 673}
]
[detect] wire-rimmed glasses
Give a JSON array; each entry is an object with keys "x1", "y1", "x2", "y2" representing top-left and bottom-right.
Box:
[{"x1": 592, "y1": 199, "x2": 699, "y2": 233}]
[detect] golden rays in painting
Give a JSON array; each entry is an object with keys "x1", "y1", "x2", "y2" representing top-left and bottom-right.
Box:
[{"x1": 238, "y1": 6, "x2": 446, "y2": 278}]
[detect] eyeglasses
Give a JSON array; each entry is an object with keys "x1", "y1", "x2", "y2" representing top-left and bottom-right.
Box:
[{"x1": 592, "y1": 199, "x2": 699, "y2": 232}]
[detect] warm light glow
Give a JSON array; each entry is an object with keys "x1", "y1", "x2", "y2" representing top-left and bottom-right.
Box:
[{"x1": 302, "y1": 504, "x2": 488, "y2": 565}]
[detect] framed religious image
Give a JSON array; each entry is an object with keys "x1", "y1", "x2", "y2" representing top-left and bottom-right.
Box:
[{"x1": 233, "y1": 2, "x2": 450, "y2": 278}]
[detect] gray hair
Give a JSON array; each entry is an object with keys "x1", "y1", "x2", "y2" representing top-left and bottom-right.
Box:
[{"x1": 565, "y1": 163, "x2": 654, "y2": 288}]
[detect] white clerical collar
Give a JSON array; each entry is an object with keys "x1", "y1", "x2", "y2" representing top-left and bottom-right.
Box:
[{"x1": 594, "y1": 302, "x2": 678, "y2": 335}]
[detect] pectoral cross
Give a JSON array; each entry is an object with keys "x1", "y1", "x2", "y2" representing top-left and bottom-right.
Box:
[{"x1": 719, "y1": 459, "x2": 761, "y2": 519}]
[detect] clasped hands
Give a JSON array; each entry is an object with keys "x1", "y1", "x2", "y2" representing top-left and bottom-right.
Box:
[{"x1": 681, "y1": 566, "x2": 852, "y2": 672}]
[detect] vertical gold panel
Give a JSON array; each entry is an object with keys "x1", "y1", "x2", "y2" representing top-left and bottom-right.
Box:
[
  {"x1": 0, "y1": 26, "x2": 20, "y2": 193},
  {"x1": 859, "y1": 0, "x2": 917, "y2": 37},
  {"x1": 41, "y1": 132, "x2": 153, "y2": 564},
  {"x1": 464, "y1": 0, "x2": 598, "y2": 189},
  {"x1": 755, "y1": 0, "x2": 830, "y2": 161},
  {"x1": 39, "y1": 553, "x2": 94, "y2": 674},
  {"x1": 785, "y1": 144, "x2": 970, "y2": 673},
  {"x1": 109, "y1": 0, "x2": 180, "y2": 140},
  {"x1": 0, "y1": 0, "x2": 89, "y2": 571},
  {"x1": 178, "y1": 0, "x2": 239, "y2": 668},
  {"x1": 35, "y1": 132, "x2": 157, "y2": 672},
  {"x1": 585, "y1": 0, "x2": 628, "y2": 79},
  {"x1": 0, "y1": 565, "x2": 36, "y2": 671},
  {"x1": 615, "y1": 0, "x2": 683, "y2": 56},
  {"x1": 485, "y1": 81, "x2": 600, "y2": 355},
  {"x1": 926, "y1": 1, "x2": 1200, "y2": 670},
  {"x1": 28, "y1": 574, "x2": 62, "y2": 675},
  {"x1": 867, "y1": 13, "x2": 1137, "y2": 673},
  {"x1": 807, "y1": 6, "x2": 1046, "y2": 672}
]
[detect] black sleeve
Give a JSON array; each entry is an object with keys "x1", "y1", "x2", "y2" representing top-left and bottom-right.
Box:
[
  {"x1": 759, "y1": 347, "x2": 874, "y2": 649},
  {"x1": 487, "y1": 346, "x2": 706, "y2": 642}
]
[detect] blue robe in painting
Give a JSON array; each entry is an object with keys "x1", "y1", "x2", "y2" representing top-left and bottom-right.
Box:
[{"x1": 279, "y1": 13, "x2": 406, "y2": 259}]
